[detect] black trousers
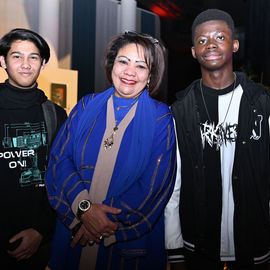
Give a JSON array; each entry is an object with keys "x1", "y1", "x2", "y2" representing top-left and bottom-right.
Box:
[
  {"x1": 0, "y1": 242, "x2": 50, "y2": 270},
  {"x1": 184, "y1": 250, "x2": 268, "y2": 270}
]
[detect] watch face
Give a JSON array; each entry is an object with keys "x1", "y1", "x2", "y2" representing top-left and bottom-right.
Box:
[{"x1": 79, "y1": 200, "x2": 90, "y2": 211}]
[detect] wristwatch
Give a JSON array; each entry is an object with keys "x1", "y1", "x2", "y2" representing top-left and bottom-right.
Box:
[{"x1": 76, "y1": 199, "x2": 91, "y2": 219}]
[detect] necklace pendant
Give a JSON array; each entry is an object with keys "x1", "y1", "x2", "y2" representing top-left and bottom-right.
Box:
[
  {"x1": 117, "y1": 106, "x2": 120, "y2": 111},
  {"x1": 104, "y1": 134, "x2": 114, "y2": 150},
  {"x1": 104, "y1": 125, "x2": 118, "y2": 150}
]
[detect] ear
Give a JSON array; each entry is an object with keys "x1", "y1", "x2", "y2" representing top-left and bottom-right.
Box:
[
  {"x1": 40, "y1": 59, "x2": 46, "y2": 70},
  {"x1": 147, "y1": 74, "x2": 151, "y2": 84},
  {"x1": 191, "y1": 46, "x2": 197, "y2": 59},
  {"x1": 232, "y1": 40, "x2": 239, "y2": 53},
  {"x1": 0, "y1": 56, "x2": 7, "y2": 69}
]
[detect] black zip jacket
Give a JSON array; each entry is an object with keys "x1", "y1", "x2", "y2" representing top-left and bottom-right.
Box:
[{"x1": 171, "y1": 72, "x2": 270, "y2": 264}]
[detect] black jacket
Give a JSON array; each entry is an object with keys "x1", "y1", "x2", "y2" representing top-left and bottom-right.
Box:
[{"x1": 171, "y1": 72, "x2": 270, "y2": 264}]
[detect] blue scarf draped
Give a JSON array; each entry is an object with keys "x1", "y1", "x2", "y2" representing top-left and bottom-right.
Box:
[
  {"x1": 49, "y1": 87, "x2": 157, "y2": 270},
  {"x1": 74, "y1": 87, "x2": 156, "y2": 197}
]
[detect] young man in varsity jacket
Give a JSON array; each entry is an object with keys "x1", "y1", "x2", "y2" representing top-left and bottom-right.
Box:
[
  {"x1": 165, "y1": 9, "x2": 270, "y2": 270},
  {"x1": 0, "y1": 28, "x2": 67, "y2": 269}
]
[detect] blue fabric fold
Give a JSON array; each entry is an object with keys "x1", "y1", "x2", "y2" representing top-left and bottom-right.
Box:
[
  {"x1": 50, "y1": 87, "x2": 159, "y2": 270},
  {"x1": 49, "y1": 219, "x2": 82, "y2": 270},
  {"x1": 74, "y1": 88, "x2": 156, "y2": 197}
]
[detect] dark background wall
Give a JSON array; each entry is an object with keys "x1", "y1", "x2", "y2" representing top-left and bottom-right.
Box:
[
  {"x1": 138, "y1": 0, "x2": 270, "y2": 104},
  {"x1": 72, "y1": 0, "x2": 270, "y2": 104},
  {"x1": 72, "y1": 1, "x2": 96, "y2": 100}
]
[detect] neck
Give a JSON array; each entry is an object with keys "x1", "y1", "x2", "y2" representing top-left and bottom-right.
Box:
[
  {"x1": 6, "y1": 80, "x2": 37, "y2": 91},
  {"x1": 201, "y1": 69, "x2": 235, "y2": 90}
]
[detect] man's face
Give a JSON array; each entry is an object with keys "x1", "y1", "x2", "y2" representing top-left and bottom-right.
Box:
[
  {"x1": 191, "y1": 20, "x2": 239, "y2": 72},
  {"x1": 0, "y1": 40, "x2": 45, "y2": 89}
]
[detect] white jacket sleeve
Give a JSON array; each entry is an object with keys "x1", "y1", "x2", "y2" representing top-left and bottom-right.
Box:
[{"x1": 165, "y1": 121, "x2": 183, "y2": 250}]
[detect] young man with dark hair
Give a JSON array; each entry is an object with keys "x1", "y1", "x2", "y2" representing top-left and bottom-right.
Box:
[
  {"x1": 0, "y1": 28, "x2": 67, "y2": 269},
  {"x1": 165, "y1": 9, "x2": 270, "y2": 270}
]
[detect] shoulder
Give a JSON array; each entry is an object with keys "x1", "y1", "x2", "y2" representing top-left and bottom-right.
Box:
[
  {"x1": 173, "y1": 80, "x2": 198, "y2": 105},
  {"x1": 53, "y1": 102, "x2": 68, "y2": 119},
  {"x1": 239, "y1": 72, "x2": 270, "y2": 102},
  {"x1": 0, "y1": 83, "x2": 5, "y2": 90},
  {"x1": 150, "y1": 98, "x2": 172, "y2": 120},
  {"x1": 42, "y1": 100, "x2": 66, "y2": 117},
  {"x1": 41, "y1": 100, "x2": 67, "y2": 129},
  {"x1": 80, "y1": 92, "x2": 99, "y2": 109},
  {"x1": 0, "y1": 83, "x2": 5, "y2": 97},
  {"x1": 64, "y1": 92, "x2": 96, "y2": 118},
  {"x1": 171, "y1": 81, "x2": 198, "y2": 112}
]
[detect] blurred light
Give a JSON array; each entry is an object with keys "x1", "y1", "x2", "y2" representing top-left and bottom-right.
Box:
[{"x1": 149, "y1": 1, "x2": 182, "y2": 19}]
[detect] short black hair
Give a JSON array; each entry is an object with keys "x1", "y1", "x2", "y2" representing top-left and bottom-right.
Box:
[
  {"x1": 0, "y1": 28, "x2": 50, "y2": 63},
  {"x1": 191, "y1": 9, "x2": 235, "y2": 44}
]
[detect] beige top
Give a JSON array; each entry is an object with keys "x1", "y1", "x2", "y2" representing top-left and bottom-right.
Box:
[{"x1": 78, "y1": 95, "x2": 138, "y2": 270}]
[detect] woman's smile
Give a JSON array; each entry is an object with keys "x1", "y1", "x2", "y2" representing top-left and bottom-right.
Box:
[{"x1": 112, "y1": 43, "x2": 150, "y2": 98}]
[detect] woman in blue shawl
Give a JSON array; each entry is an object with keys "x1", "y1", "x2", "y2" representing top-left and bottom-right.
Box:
[{"x1": 45, "y1": 31, "x2": 176, "y2": 270}]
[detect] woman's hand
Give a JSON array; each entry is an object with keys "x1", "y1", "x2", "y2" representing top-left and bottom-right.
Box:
[
  {"x1": 80, "y1": 203, "x2": 121, "y2": 239},
  {"x1": 71, "y1": 224, "x2": 97, "y2": 248}
]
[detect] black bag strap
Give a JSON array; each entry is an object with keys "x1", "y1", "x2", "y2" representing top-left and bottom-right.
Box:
[{"x1": 42, "y1": 100, "x2": 57, "y2": 147}]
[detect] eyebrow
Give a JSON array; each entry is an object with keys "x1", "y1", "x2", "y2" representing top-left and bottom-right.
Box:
[
  {"x1": 117, "y1": 55, "x2": 147, "y2": 64},
  {"x1": 196, "y1": 30, "x2": 229, "y2": 38},
  {"x1": 10, "y1": 51, "x2": 41, "y2": 56}
]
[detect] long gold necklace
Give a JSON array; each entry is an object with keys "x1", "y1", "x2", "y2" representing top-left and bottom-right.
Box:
[
  {"x1": 104, "y1": 96, "x2": 138, "y2": 150},
  {"x1": 113, "y1": 96, "x2": 138, "y2": 111}
]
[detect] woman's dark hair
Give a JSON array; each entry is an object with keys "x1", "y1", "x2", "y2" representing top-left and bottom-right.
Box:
[
  {"x1": 105, "y1": 31, "x2": 165, "y2": 96},
  {"x1": 0, "y1": 28, "x2": 50, "y2": 63}
]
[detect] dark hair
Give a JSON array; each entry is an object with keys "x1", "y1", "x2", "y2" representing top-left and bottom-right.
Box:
[
  {"x1": 0, "y1": 28, "x2": 50, "y2": 63},
  {"x1": 191, "y1": 9, "x2": 235, "y2": 44},
  {"x1": 105, "y1": 31, "x2": 165, "y2": 96}
]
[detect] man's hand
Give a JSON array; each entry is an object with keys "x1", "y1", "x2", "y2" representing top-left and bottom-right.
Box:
[
  {"x1": 7, "y1": 228, "x2": 43, "y2": 260},
  {"x1": 81, "y1": 203, "x2": 121, "y2": 239}
]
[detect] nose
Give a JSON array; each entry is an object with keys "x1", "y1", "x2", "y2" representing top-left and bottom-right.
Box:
[
  {"x1": 206, "y1": 39, "x2": 217, "y2": 49},
  {"x1": 124, "y1": 65, "x2": 136, "y2": 76},
  {"x1": 21, "y1": 58, "x2": 31, "y2": 69}
]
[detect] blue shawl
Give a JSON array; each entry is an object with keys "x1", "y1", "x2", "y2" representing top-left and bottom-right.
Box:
[
  {"x1": 73, "y1": 87, "x2": 156, "y2": 197},
  {"x1": 49, "y1": 87, "x2": 158, "y2": 269}
]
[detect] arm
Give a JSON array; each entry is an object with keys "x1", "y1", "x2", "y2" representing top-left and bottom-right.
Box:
[
  {"x1": 165, "y1": 123, "x2": 186, "y2": 267},
  {"x1": 165, "y1": 127, "x2": 185, "y2": 263},
  {"x1": 46, "y1": 94, "x2": 131, "y2": 246},
  {"x1": 103, "y1": 107, "x2": 176, "y2": 243},
  {"x1": 45, "y1": 96, "x2": 93, "y2": 227}
]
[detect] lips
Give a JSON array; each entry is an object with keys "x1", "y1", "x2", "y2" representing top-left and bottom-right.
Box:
[
  {"x1": 120, "y1": 78, "x2": 136, "y2": 85},
  {"x1": 203, "y1": 52, "x2": 221, "y2": 61},
  {"x1": 19, "y1": 72, "x2": 32, "y2": 77}
]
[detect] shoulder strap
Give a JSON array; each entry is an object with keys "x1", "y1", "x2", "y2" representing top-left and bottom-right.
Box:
[{"x1": 42, "y1": 100, "x2": 57, "y2": 147}]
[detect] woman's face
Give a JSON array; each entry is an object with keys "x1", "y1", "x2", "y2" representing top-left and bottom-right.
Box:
[{"x1": 112, "y1": 43, "x2": 150, "y2": 99}]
